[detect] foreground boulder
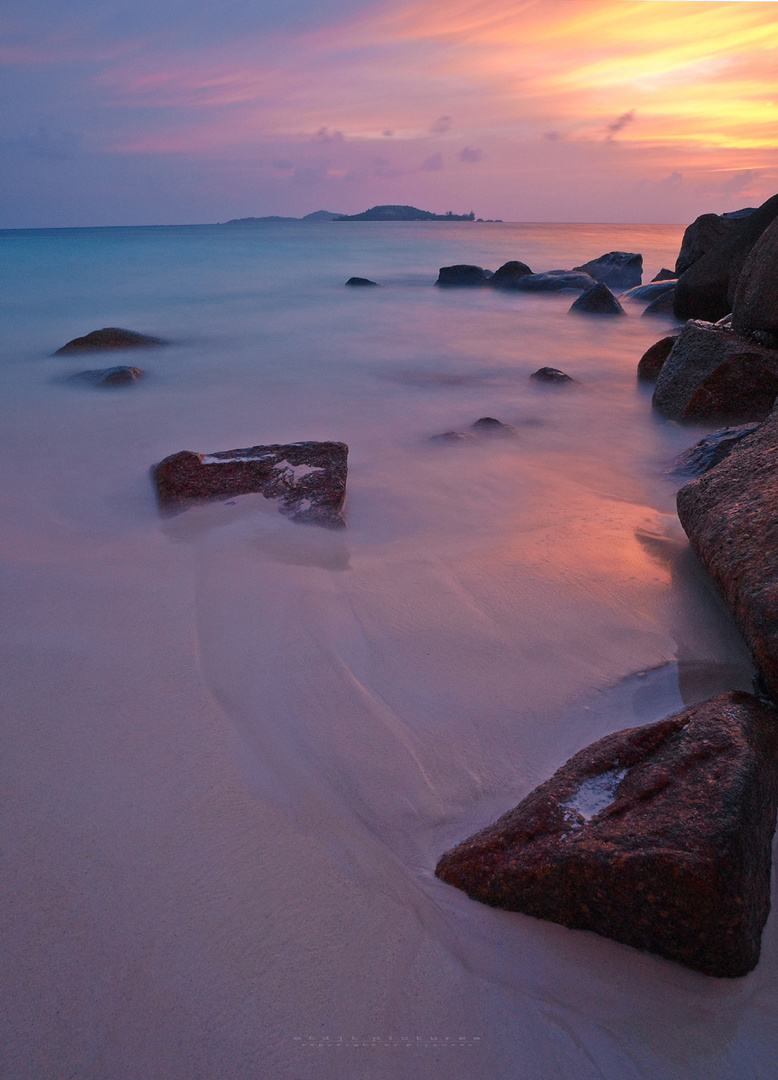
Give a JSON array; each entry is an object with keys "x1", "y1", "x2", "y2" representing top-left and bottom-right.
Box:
[
  {"x1": 674, "y1": 194, "x2": 778, "y2": 322},
  {"x1": 675, "y1": 207, "x2": 756, "y2": 277},
  {"x1": 569, "y1": 283, "x2": 625, "y2": 316},
  {"x1": 55, "y1": 327, "x2": 165, "y2": 354},
  {"x1": 677, "y1": 409, "x2": 778, "y2": 700},
  {"x1": 435, "y1": 265, "x2": 487, "y2": 287},
  {"x1": 637, "y1": 335, "x2": 678, "y2": 382},
  {"x1": 573, "y1": 251, "x2": 642, "y2": 291},
  {"x1": 732, "y1": 216, "x2": 778, "y2": 339},
  {"x1": 664, "y1": 422, "x2": 760, "y2": 477},
  {"x1": 153, "y1": 441, "x2": 348, "y2": 528},
  {"x1": 515, "y1": 270, "x2": 597, "y2": 293},
  {"x1": 436, "y1": 691, "x2": 778, "y2": 977},
  {"x1": 68, "y1": 366, "x2": 146, "y2": 387},
  {"x1": 487, "y1": 260, "x2": 533, "y2": 289},
  {"x1": 652, "y1": 320, "x2": 778, "y2": 423}
]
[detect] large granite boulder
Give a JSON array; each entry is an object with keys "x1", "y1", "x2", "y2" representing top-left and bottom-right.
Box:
[
  {"x1": 435, "y1": 265, "x2": 487, "y2": 287},
  {"x1": 732, "y1": 216, "x2": 778, "y2": 338},
  {"x1": 568, "y1": 283, "x2": 625, "y2": 316},
  {"x1": 436, "y1": 691, "x2": 778, "y2": 977},
  {"x1": 675, "y1": 208, "x2": 755, "y2": 277},
  {"x1": 652, "y1": 320, "x2": 778, "y2": 423},
  {"x1": 664, "y1": 422, "x2": 760, "y2": 477},
  {"x1": 487, "y1": 260, "x2": 533, "y2": 289},
  {"x1": 676, "y1": 409, "x2": 778, "y2": 701},
  {"x1": 673, "y1": 195, "x2": 778, "y2": 323},
  {"x1": 153, "y1": 441, "x2": 348, "y2": 528},
  {"x1": 67, "y1": 366, "x2": 146, "y2": 387},
  {"x1": 573, "y1": 251, "x2": 642, "y2": 291},
  {"x1": 637, "y1": 335, "x2": 678, "y2": 382},
  {"x1": 55, "y1": 328, "x2": 165, "y2": 354},
  {"x1": 515, "y1": 270, "x2": 597, "y2": 293}
]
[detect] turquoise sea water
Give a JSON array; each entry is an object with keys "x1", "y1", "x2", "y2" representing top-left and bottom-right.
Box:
[{"x1": 1, "y1": 222, "x2": 772, "y2": 1080}]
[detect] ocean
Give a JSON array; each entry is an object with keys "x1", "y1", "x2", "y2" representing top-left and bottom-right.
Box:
[{"x1": 1, "y1": 221, "x2": 772, "y2": 1080}]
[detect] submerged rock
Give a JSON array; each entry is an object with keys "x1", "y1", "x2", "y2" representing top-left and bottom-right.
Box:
[
  {"x1": 487, "y1": 261, "x2": 533, "y2": 289},
  {"x1": 637, "y1": 335, "x2": 678, "y2": 382},
  {"x1": 664, "y1": 423, "x2": 760, "y2": 477},
  {"x1": 345, "y1": 276, "x2": 378, "y2": 286},
  {"x1": 55, "y1": 327, "x2": 165, "y2": 354},
  {"x1": 515, "y1": 270, "x2": 597, "y2": 293},
  {"x1": 68, "y1": 366, "x2": 146, "y2": 387},
  {"x1": 652, "y1": 320, "x2": 778, "y2": 423},
  {"x1": 530, "y1": 367, "x2": 573, "y2": 384},
  {"x1": 677, "y1": 409, "x2": 778, "y2": 701},
  {"x1": 436, "y1": 691, "x2": 778, "y2": 977},
  {"x1": 568, "y1": 282, "x2": 625, "y2": 316},
  {"x1": 153, "y1": 441, "x2": 348, "y2": 528},
  {"x1": 573, "y1": 251, "x2": 642, "y2": 291},
  {"x1": 435, "y1": 265, "x2": 487, "y2": 287},
  {"x1": 431, "y1": 417, "x2": 516, "y2": 442}
]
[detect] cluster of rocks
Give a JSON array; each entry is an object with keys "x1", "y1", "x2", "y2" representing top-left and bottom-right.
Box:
[
  {"x1": 54, "y1": 326, "x2": 165, "y2": 388},
  {"x1": 437, "y1": 195, "x2": 778, "y2": 978}
]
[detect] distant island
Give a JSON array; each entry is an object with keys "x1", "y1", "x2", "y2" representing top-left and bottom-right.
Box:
[{"x1": 219, "y1": 205, "x2": 483, "y2": 225}]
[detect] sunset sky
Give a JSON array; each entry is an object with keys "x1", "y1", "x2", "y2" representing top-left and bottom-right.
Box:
[{"x1": 2, "y1": 0, "x2": 778, "y2": 226}]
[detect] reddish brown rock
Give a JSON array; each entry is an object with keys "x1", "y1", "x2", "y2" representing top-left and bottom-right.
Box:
[
  {"x1": 436, "y1": 692, "x2": 778, "y2": 977},
  {"x1": 676, "y1": 410, "x2": 778, "y2": 700},
  {"x1": 637, "y1": 335, "x2": 678, "y2": 382},
  {"x1": 153, "y1": 441, "x2": 348, "y2": 528},
  {"x1": 55, "y1": 328, "x2": 165, "y2": 354},
  {"x1": 652, "y1": 320, "x2": 778, "y2": 423}
]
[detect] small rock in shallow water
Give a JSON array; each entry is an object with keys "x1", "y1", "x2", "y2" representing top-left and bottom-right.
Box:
[
  {"x1": 471, "y1": 417, "x2": 516, "y2": 435},
  {"x1": 435, "y1": 265, "x2": 487, "y2": 287},
  {"x1": 569, "y1": 282, "x2": 625, "y2": 316},
  {"x1": 345, "y1": 276, "x2": 378, "y2": 286},
  {"x1": 436, "y1": 691, "x2": 778, "y2": 977},
  {"x1": 152, "y1": 441, "x2": 348, "y2": 528},
  {"x1": 68, "y1": 366, "x2": 146, "y2": 387},
  {"x1": 55, "y1": 327, "x2": 165, "y2": 354},
  {"x1": 531, "y1": 367, "x2": 573, "y2": 384}
]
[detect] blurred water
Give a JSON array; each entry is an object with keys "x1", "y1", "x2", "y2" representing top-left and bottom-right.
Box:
[{"x1": 1, "y1": 221, "x2": 769, "y2": 1080}]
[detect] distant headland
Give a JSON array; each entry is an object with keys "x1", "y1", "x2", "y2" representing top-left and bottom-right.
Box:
[{"x1": 219, "y1": 205, "x2": 492, "y2": 225}]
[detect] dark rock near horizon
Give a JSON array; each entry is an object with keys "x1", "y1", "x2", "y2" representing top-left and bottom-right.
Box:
[
  {"x1": 569, "y1": 282, "x2": 625, "y2": 316},
  {"x1": 531, "y1": 367, "x2": 573, "y2": 384},
  {"x1": 68, "y1": 365, "x2": 146, "y2": 387},
  {"x1": 732, "y1": 216, "x2": 778, "y2": 340},
  {"x1": 219, "y1": 210, "x2": 343, "y2": 224},
  {"x1": 436, "y1": 690, "x2": 778, "y2": 977},
  {"x1": 337, "y1": 205, "x2": 475, "y2": 222},
  {"x1": 652, "y1": 320, "x2": 778, "y2": 423},
  {"x1": 153, "y1": 441, "x2": 348, "y2": 528},
  {"x1": 55, "y1": 328, "x2": 166, "y2": 354},
  {"x1": 487, "y1": 261, "x2": 533, "y2": 289},
  {"x1": 637, "y1": 335, "x2": 678, "y2": 382},
  {"x1": 673, "y1": 195, "x2": 778, "y2": 323},
  {"x1": 573, "y1": 251, "x2": 642, "y2": 291},
  {"x1": 515, "y1": 270, "x2": 597, "y2": 293},
  {"x1": 652, "y1": 268, "x2": 677, "y2": 282},
  {"x1": 677, "y1": 409, "x2": 778, "y2": 700},
  {"x1": 345, "y1": 276, "x2": 378, "y2": 286},
  {"x1": 664, "y1": 423, "x2": 761, "y2": 477},
  {"x1": 435, "y1": 264, "x2": 488, "y2": 287},
  {"x1": 641, "y1": 288, "x2": 677, "y2": 317}
]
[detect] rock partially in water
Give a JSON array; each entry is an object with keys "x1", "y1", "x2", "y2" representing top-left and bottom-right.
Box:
[
  {"x1": 568, "y1": 282, "x2": 625, "y2": 316},
  {"x1": 345, "y1": 276, "x2": 378, "y2": 286},
  {"x1": 515, "y1": 270, "x2": 597, "y2": 293},
  {"x1": 621, "y1": 281, "x2": 676, "y2": 302},
  {"x1": 487, "y1": 261, "x2": 533, "y2": 289},
  {"x1": 637, "y1": 335, "x2": 678, "y2": 382},
  {"x1": 573, "y1": 251, "x2": 642, "y2": 291},
  {"x1": 153, "y1": 441, "x2": 348, "y2": 528},
  {"x1": 664, "y1": 423, "x2": 761, "y2": 477},
  {"x1": 641, "y1": 289, "x2": 677, "y2": 317},
  {"x1": 530, "y1": 367, "x2": 573, "y2": 384},
  {"x1": 652, "y1": 268, "x2": 677, "y2": 282},
  {"x1": 436, "y1": 691, "x2": 778, "y2": 977},
  {"x1": 652, "y1": 320, "x2": 778, "y2": 423},
  {"x1": 677, "y1": 409, "x2": 778, "y2": 701},
  {"x1": 68, "y1": 366, "x2": 146, "y2": 387},
  {"x1": 435, "y1": 265, "x2": 487, "y2": 287},
  {"x1": 55, "y1": 327, "x2": 166, "y2": 354},
  {"x1": 431, "y1": 417, "x2": 517, "y2": 442}
]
